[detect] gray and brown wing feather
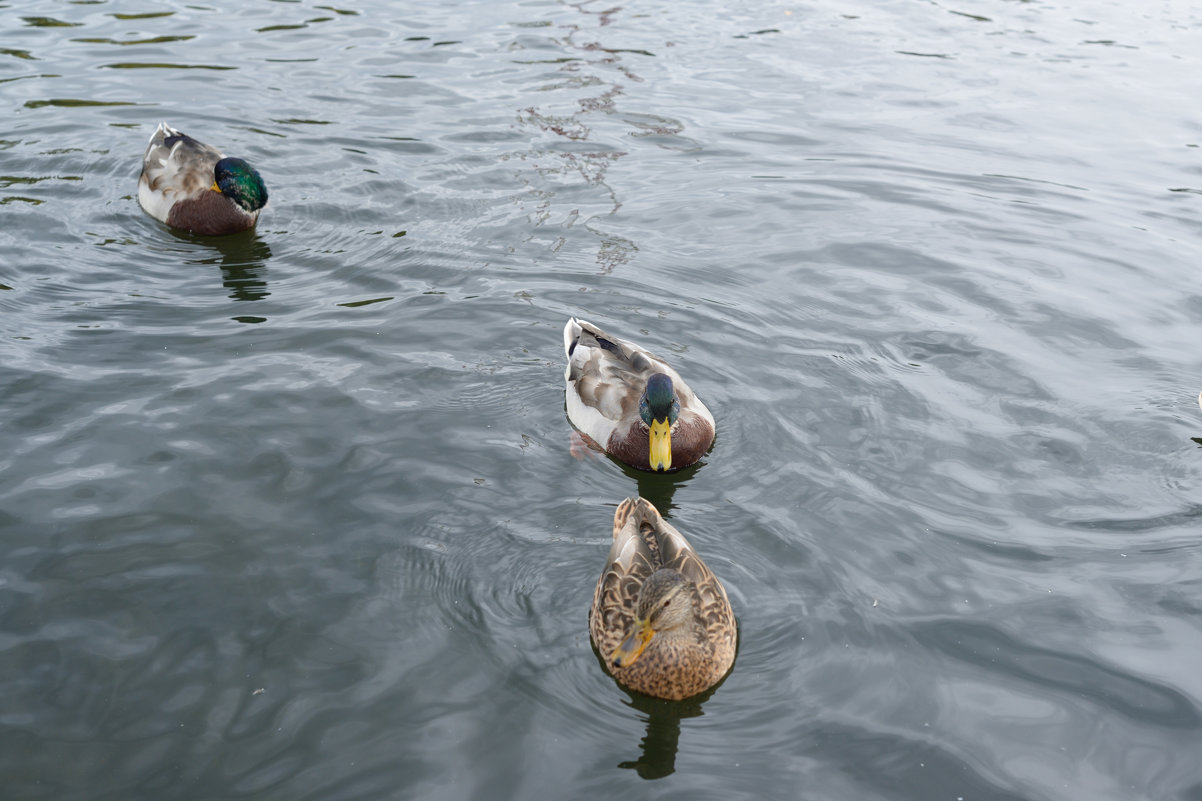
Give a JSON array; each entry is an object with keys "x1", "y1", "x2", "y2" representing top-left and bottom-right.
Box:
[
  {"x1": 590, "y1": 498, "x2": 655, "y2": 660},
  {"x1": 569, "y1": 350, "x2": 643, "y2": 423},
  {"x1": 139, "y1": 125, "x2": 223, "y2": 214},
  {"x1": 649, "y1": 506, "x2": 737, "y2": 673},
  {"x1": 568, "y1": 319, "x2": 676, "y2": 422}
]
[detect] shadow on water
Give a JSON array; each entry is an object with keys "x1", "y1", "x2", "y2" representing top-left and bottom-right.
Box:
[
  {"x1": 615, "y1": 458, "x2": 705, "y2": 519},
  {"x1": 590, "y1": 644, "x2": 723, "y2": 781},
  {"x1": 617, "y1": 689, "x2": 712, "y2": 780},
  {"x1": 563, "y1": 416, "x2": 708, "y2": 517},
  {"x1": 171, "y1": 227, "x2": 272, "y2": 304}
]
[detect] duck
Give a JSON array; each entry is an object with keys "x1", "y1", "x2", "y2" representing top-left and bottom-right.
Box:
[
  {"x1": 138, "y1": 122, "x2": 268, "y2": 235},
  {"x1": 563, "y1": 317, "x2": 715, "y2": 472},
  {"x1": 590, "y1": 497, "x2": 737, "y2": 700}
]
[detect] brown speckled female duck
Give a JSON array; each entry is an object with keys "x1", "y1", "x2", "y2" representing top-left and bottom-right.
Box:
[{"x1": 590, "y1": 497, "x2": 737, "y2": 700}]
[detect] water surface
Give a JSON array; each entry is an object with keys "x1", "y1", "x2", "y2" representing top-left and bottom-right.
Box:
[{"x1": 3, "y1": 1, "x2": 1202, "y2": 799}]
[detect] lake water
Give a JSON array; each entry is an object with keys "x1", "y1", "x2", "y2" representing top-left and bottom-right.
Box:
[{"x1": 4, "y1": 0, "x2": 1202, "y2": 799}]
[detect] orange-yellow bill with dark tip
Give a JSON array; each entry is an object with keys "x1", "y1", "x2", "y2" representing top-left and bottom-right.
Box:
[
  {"x1": 648, "y1": 418, "x2": 672, "y2": 472},
  {"x1": 611, "y1": 618, "x2": 654, "y2": 668},
  {"x1": 210, "y1": 180, "x2": 221, "y2": 192}
]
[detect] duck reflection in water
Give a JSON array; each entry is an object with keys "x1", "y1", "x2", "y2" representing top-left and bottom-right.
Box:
[
  {"x1": 618, "y1": 685, "x2": 716, "y2": 780},
  {"x1": 622, "y1": 458, "x2": 705, "y2": 520},
  {"x1": 569, "y1": 442, "x2": 707, "y2": 518},
  {"x1": 174, "y1": 227, "x2": 272, "y2": 302},
  {"x1": 591, "y1": 648, "x2": 726, "y2": 780}
]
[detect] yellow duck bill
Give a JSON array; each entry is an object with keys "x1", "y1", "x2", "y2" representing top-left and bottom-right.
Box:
[
  {"x1": 611, "y1": 618, "x2": 654, "y2": 668},
  {"x1": 648, "y1": 418, "x2": 672, "y2": 471}
]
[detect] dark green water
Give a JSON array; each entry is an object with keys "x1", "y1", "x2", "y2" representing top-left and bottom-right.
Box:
[{"x1": 4, "y1": 1, "x2": 1202, "y2": 799}]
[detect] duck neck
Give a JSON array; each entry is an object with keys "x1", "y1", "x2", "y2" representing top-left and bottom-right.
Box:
[{"x1": 650, "y1": 621, "x2": 708, "y2": 656}]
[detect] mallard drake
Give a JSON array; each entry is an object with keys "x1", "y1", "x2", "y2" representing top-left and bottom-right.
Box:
[
  {"x1": 563, "y1": 317, "x2": 715, "y2": 472},
  {"x1": 590, "y1": 497, "x2": 736, "y2": 700},
  {"x1": 138, "y1": 122, "x2": 268, "y2": 235}
]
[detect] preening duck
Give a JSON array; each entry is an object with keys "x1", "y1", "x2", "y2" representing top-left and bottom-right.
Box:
[{"x1": 138, "y1": 122, "x2": 267, "y2": 236}]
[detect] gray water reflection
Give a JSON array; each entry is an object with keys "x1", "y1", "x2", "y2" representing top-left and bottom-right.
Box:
[
  {"x1": 620, "y1": 459, "x2": 706, "y2": 519},
  {"x1": 914, "y1": 619, "x2": 1202, "y2": 730}
]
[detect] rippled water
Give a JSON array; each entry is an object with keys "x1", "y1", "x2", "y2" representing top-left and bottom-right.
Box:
[{"x1": 4, "y1": 0, "x2": 1202, "y2": 798}]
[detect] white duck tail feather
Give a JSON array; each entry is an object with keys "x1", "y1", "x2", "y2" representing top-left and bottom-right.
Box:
[{"x1": 563, "y1": 316, "x2": 583, "y2": 379}]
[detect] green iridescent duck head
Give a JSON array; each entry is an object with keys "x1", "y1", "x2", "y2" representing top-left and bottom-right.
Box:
[
  {"x1": 638, "y1": 373, "x2": 680, "y2": 471},
  {"x1": 213, "y1": 157, "x2": 268, "y2": 213}
]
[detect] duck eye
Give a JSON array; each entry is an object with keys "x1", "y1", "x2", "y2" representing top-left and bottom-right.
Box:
[{"x1": 663, "y1": 600, "x2": 671, "y2": 608}]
